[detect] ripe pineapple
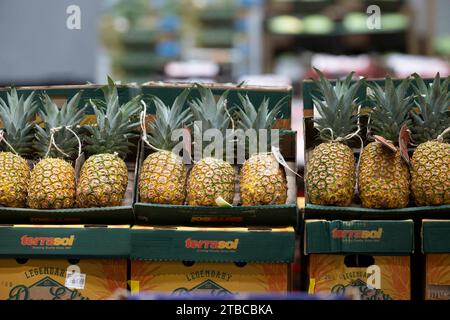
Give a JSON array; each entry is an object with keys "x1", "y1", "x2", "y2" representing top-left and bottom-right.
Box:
[
  {"x1": 139, "y1": 89, "x2": 191, "y2": 204},
  {"x1": 186, "y1": 88, "x2": 235, "y2": 206},
  {"x1": 305, "y1": 70, "x2": 363, "y2": 206},
  {"x1": 410, "y1": 73, "x2": 450, "y2": 206},
  {"x1": 0, "y1": 89, "x2": 38, "y2": 207},
  {"x1": 76, "y1": 77, "x2": 141, "y2": 208},
  {"x1": 358, "y1": 78, "x2": 413, "y2": 209},
  {"x1": 236, "y1": 94, "x2": 288, "y2": 205},
  {"x1": 28, "y1": 93, "x2": 85, "y2": 209}
]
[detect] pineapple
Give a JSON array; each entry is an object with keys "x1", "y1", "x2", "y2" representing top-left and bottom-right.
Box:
[
  {"x1": 305, "y1": 70, "x2": 363, "y2": 206},
  {"x1": 236, "y1": 94, "x2": 288, "y2": 205},
  {"x1": 0, "y1": 89, "x2": 38, "y2": 207},
  {"x1": 186, "y1": 88, "x2": 235, "y2": 206},
  {"x1": 76, "y1": 78, "x2": 141, "y2": 208},
  {"x1": 28, "y1": 93, "x2": 85, "y2": 209},
  {"x1": 358, "y1": 78, "x2": 414, "y2": 209},
  {"x1": 410, "y1": 73, "x2": 450, "y2": 206},
  {"x1": 139, "y1": 89, "x2": 191, "y2": 204}
]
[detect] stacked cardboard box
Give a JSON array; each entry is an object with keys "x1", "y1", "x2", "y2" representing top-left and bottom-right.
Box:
[
  {"x1": 130, "y1": 226, "x2": 294, "y2": 295},
  {"x1": 0, "y1": 225, "x2": 129, "y2": 300},
  {"x1": 305, "y1": 220, "x2": 414, "y2": 300},
  {"x1": 423, "y1": 220, "x2": 450, "y2": 300}
]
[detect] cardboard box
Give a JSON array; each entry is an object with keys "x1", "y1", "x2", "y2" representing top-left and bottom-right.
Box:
[
  {"x1": 131, "y1": 262, "x2": 289, "y2": 295},
  {"x1": 305, "y1": 220, "x2": 414, "y2": 300},
  {"x1": 302, "y1": 78, "x2": 450, "y2": 217},
  {"x1": 423, "y1": 220, "x2": 450, "y2": 300},
  {"x1": 130, "y1": 226, "x2": 295, "y2": 295},
  {"x1": 0, "y1": 259, "x2": 126, "y2": 300},
  {"x1": 0, "y1": 225, "x2": 129, "y2": 300},
  {"x1": 0, "y1": 84, "x2": 140, "y2": 225},
  {"x1": 134, "y1": 82, "x2": 298, "y2": 227}
]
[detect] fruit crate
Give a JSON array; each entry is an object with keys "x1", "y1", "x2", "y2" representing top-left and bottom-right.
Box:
[
  {"x1": 422, "y1": 219, "x2": 450, "y2": 300},
  {"x1": 0, "y1": 224, "x2": 129, "y2": 300},
  {"x1": 302, "y1": 77, "x2": 450, "y2": 220},
  {"x1": 304, "y1": 219, "x2": 414, "y2": 300},
  {"x1": 0, "y1": 85, "x2": 140, "y2": 224},
  {"x1": 133, "y1": 82, "x2": 298, "y2": 227},
  {"x1": 129, "y1": 225, "x2": 295, "y2": 295}
]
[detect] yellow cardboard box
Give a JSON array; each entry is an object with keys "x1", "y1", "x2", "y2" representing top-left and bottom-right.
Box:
[
  {"x1": 305, "y1": 220, "x2": 414, "y2": 300},
  {"x1": 425, "y1": 254, "x2": 450, "y2": 300},
  {"x1": 308, "y1": 254, "x2": 410, "y2": 300},
  {"x1": 423, "y1": 220, "x2": 450, "y2": 300},
  {"x1": 0, "y1": 259, "x2": 127, "y2": 300},
  {"x1": 130, "y1": 226, "x2": 295, "y2": 296},
  {"x1": 131, "y1": 261, "x2": 289, "y2": 295}
]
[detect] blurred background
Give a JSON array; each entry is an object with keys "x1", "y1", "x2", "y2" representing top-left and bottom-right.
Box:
[
  {"x1": 1, "y1": 0, "x2": 450, "y2": 167},
  {"x1": 1, "y1": 0, "x2": 449, "y2": 86}
]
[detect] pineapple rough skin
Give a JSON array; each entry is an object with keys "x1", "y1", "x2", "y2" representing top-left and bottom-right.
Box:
[
  {"x1": 240, "y1": 154, "x2": 287, "y2": 205},
  {"x1": 411, "y1": 140, "x2": 450, "y2": 206},
  {"x1": 306, "y1": 142, "x2": 355, "y2": 206},
  {"x1": 187, "y1": 157, "x2": 235, "y2": 206},
  {"x1": 0, "y1": 152, "x2": 30, "y2": 208},
  {"x1": 28, "y1": 158, "x2": 76, "y2": 209},
  {"x1": 76, "y1": 153, "x2": 128, "y2": 208},
  {"x1": 139, "y1": 150, "x2": 187, "y2": 205},
  {"x1": 358, "y1": 142, "x2": 410, "y2": 209}
]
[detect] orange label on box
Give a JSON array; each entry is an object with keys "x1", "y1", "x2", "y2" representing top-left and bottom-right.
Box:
[
  {"x1": 0, "y1": 259, "x2": 127, "y2": 300},
  {"x1": 131, "y1": 261, "x2": 288, "y2": 296},
  {"x1": 426, "y1": 254, "x2": 450, "y2": 300},
  {"x1": 308, "y1": 255, "x2": 410, "y2": 300}
]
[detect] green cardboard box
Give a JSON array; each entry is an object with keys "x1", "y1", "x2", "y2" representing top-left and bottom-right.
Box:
[
  {"x1": 305, "y1": 219, "x2": 414, "y2": 300},
  {"x1": 0, "y1": 225, "x2": 130, "y2": 300},
  {"x1": 130, "y1": 226, "x2": 295, "y2": 295},
  {"x1": 134, "y1": 82, "x2": 298, "y2": 227},
  {"x1": 302, "y1": 78, "x2": 450, "y2": 217},
  {"x1": 422, "y1": 219, "x2": 450, "y2": 300},
  {"x1": 0, "y1": 85, "x2": 139, "y2": 224}
]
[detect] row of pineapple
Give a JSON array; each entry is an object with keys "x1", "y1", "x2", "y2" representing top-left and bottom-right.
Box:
[
  {"x1": 0, "y1": 79, "x2": 290, "y2": 210},
  {"x1": 306, "y1": 70, "x2": 449, "y2": 209}
]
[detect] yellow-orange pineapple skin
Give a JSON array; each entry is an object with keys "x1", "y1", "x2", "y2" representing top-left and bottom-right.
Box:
[
  {"x1": 0, "y1": 152, "x2": 30, "y2": 207},
  {"x1": 411, "y1": 140, "x2": 450, "y2": 206},
  {"x1": 240, "y1": 153, "x2": 287, "y2": 205},
  {"x1": 76, "y1": 153, "x2": 128, "y2": 208},
  {"x1": 306, "y1": 142, "x2": 355, "y2": 206},
  {"x1": 358, "y1": 141, "x2": 410, "y2": 208},
  {"x1": 187, "y1": 157, "x2": 235, "y2": 206},
  {"x1": 28, "y1": 158, "x2": 75, "y2": 209},
  {"x1": 139, "y1": 150, "x2": 186, "y2": 205}
]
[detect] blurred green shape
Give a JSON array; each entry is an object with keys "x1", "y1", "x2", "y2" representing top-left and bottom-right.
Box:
[
  {"x1": 435, "y1": 35, "x2": 450, "y2": 56},
  {"x1": 302, "y1": 15, "x2": 335, "y2": 34},
  {"x1": 269, "y1": 15, "x2": 303, "y2": 34}
]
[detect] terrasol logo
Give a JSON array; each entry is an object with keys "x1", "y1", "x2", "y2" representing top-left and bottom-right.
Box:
[
  {"x1": 21, "y1": 235, "x2": 76, "y2": 247},
  {"x1": 332, "y1": 228, "x2": 383, "y2": 239},
  {"x1": 185, "y1": 238, "x2": 239, "y2": 250}
]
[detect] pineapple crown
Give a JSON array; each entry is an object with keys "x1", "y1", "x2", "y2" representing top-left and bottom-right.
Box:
[
  {"x1": 189, "y1": 87, "x2": 233, "y2": 153},
  {"x1": 367, "y1": 77, "x2": 414, "y2": 143},
  {"x1": 85, "y1": 77, "x2": 142, "y2": 158},
  {"x1": 312, "y1": 69, "x2": 363, "y2": 142},
  {"x1": 146, "y1": 88, "x2": 191, "y2": 151},
  {"x1": 34, "y1": 92, "x2": 86, "y2": 159},
  {"x1": 236, "y1": 93, "x2": 289, "y2": 154},
  {"x1": 411, "y1": 73, "x2": 450, "y2": 143},
  {"x1": 0, "y1": 88, "x2": 38, "y2": 156}
]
